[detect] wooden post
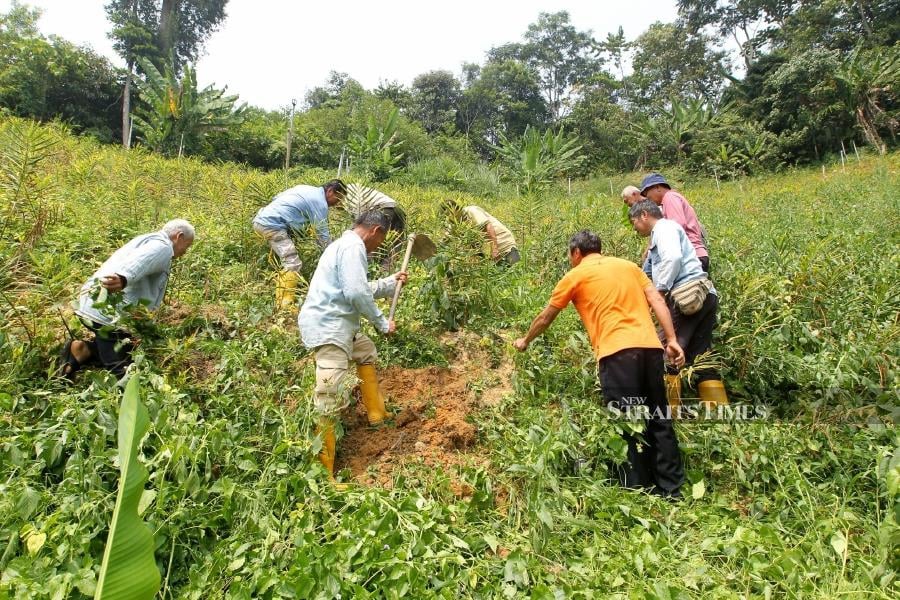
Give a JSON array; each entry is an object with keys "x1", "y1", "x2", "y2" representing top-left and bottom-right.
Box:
[
  {"x1": 568, "y1": 177, "x2": 571, "y2": 195},
  {"x1": 840, "y1": 148, "x2": 846, "y2": 173},
  {"x1": 713, "y1": 168, "x2": 720, "y2": 192},
  {"x1": 822, "y1": 164, "x2": 826, "y2": 178},
  {"x1": 851, "y1": 140, "x2": 860, "y2": 162},
  {"x1": 608, "y1": 179, "x2": 613, "y2": 196},
  {"x1": 284, "y1": 98, "x2": 296, "y2": 171}
]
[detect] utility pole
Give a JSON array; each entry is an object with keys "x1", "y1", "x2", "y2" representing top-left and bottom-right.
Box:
[{"x1": 284, "y1": 98, "x2": 297, "y2": 170}]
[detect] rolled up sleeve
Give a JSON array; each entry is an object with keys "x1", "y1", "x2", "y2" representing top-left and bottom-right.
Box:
[{"x1": 369, "y1": 275, "x2": 398, "y2": 299}]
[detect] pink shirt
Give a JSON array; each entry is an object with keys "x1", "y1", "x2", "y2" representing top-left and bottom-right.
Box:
[{"x1": 661, "y1": 190, "x2": 708, "y2": 258}]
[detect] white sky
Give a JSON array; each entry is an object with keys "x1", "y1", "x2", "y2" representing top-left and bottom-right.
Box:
[{"x1": 4, "y1": 0, "x2": 680, "y2": 110}]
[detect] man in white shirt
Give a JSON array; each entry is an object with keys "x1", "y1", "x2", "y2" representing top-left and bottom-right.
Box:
[
  {"x1": 298, "y1": 210, "x2": 408, "y2": 480},
  {"x1": 59, "y1": 219, "x2": 195, "y2": 380}
]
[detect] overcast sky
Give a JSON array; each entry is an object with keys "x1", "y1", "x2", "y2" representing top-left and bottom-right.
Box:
[{"x1": 4, "y1": 0, "x2": 680, "y2": 110}]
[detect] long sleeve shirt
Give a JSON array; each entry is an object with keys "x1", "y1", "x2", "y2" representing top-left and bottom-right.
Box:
[
  {"x1": 298, "y1": 230, "x2": 398, "y2": 356},
  {"x1": 646, "y1": 219, "x2": 715, "y2": 295},
  {"x1": 75, "y1": 231, "x2": 174, "y2": 326},
  {"x1": 252, "y1": 184, "x2": 330, "y2": 245},
  {"x1": 661, "y1": 190, "x2": 708, "y2": 259}
]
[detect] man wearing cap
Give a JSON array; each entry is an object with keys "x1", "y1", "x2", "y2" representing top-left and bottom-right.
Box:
[
  {"x1": 629, "y1": 200, "x2": 728, "y2": 410},
  {"x1": 298, "y1": 210, "x2": 408, "y2": 481},
  {"x1": 252, "y1": 179, "x2": 347, "y2": 310},
  {"x1": 639, "y1": 173, "x2": 710, "y2": 272},
  {"x1": 513, "y1": 229, "x2": 685, "y2": 497},
  {"x1": 59, "y1": 219, "x2": 196, "y2": 380}
]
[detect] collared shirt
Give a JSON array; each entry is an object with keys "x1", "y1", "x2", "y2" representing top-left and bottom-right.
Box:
[
  {"x1": 646, "y1": 219, "x2": 714, "y2": 294},
  {"x1": 252, "y1": 185, "x2": 330, "y2": 244},
  {"x1": 298, "y1": 230, "x2": 398, "y2": 356},
  {"x1": 462, "y1": 205, "x2": 517, "y2": 256},
  {"x1": 75, "y1": 231, "x2": 174, "y2": 326},
  {"x1": 549, "y1": 254, "x2": 662, "y2": 360},
  {"x1": 661, "y1": 190, "x2": 708, "y2": 258}
]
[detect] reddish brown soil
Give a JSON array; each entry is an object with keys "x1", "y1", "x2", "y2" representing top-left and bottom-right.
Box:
[{"x1": 337, "y1": 359, "x2": 499, "y2": 492}]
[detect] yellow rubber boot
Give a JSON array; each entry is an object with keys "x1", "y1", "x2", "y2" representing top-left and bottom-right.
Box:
[
  {"x1": 665, "y1": 374, "x2": 682, "y2": 418},
  {"x1": 698, "y1": 380, "x2": 729, "y2": 408},
  {"x1": 275, "y1": 270, "x2": 300, "y2": 311},
  {"x1": 316, "y1": 417, "x2": 337, "y2": 478},
  {"x1": 357, "y1": 364, "x2": 386, "y2": 425}
]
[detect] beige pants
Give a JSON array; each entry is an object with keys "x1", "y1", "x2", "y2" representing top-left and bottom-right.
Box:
[
  {"x1": 313, "y1": 334, "x2": 377, "y2": 416},
  {"x1": 253, "y1": 223, "x2": 301, "y2": 272}
]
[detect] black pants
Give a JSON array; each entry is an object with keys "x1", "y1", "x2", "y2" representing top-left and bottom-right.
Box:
[
  {"x1": 83, "y1": 321, "x2": 134, "y2": 378},
  {"x1": 699, "y1": 255, "x2": 709, "y2": 273},
  {"x1": 600, "y1": 348, "x2": 684, "y2": 495},
  {"x1": 664, "y1": 292, "x2": 719, "y2": 383}
]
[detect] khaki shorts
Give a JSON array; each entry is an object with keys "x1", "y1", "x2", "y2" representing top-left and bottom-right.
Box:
[
  {"x1": 313, "y1": 334, "x2": 378, "y2": 415},
  {"x1": 253, "y1": 223, "x2": 301, "y2": 272}
]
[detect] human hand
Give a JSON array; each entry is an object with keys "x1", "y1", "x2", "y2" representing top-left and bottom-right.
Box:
[
  {"x1": 386, "y1": 319, "x2": 397, "y2": 335},
  {"x1": 101, "y1": 274, "x2": 125, "y2": 292},
  {"x1": 665, "y1": 340, "x2": 685, "y2": 369},
  {"x1": 513, "y1": 337, "x2": 529, "y2": 352},
  {"x1": 393, "y1": 271, "x2": 408, "y2": 285}
]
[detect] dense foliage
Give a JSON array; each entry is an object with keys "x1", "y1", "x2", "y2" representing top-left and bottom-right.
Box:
[
  {"x1": 2, "y1": 3, "x2": 898, "y2": 178},
  {"x1": 0, "y1": 117, "x2": 897, "y2": 598}
]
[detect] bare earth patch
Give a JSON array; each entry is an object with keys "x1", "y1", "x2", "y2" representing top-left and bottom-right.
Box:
[{"x1": 336, "y1": 332, "x2": 513, "y2": 493}]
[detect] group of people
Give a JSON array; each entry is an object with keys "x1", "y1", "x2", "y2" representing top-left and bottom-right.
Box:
[{"x1": 59, "y1": 172, "x2": 726, "y2": 497}]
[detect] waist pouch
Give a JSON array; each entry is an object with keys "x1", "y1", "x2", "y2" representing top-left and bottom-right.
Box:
[{"x1": 671, "y1": 277, "x2": 713, "y2": 315}]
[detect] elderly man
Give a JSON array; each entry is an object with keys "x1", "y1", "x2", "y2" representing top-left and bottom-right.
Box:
[
  {"x1": 639, "y1": 173, "x2": 709, "y2": 272},
  {"x1": 252, "y1": 179, "x2": 347, "y2": 310},
  {"x1": 629, "y1": 200, "x2": 728, "y2": 409},
  {"x1": 621, "y1": 185, "x2": 642, "y2": 207},
  {"x1": 59, "y1": 219, "x2": 195, "y2": 380},
  {"x1": 513, "y1": 230, "x2": 685, "y2": 497},
  {"x1": 298, "y1": 210, "x2": 408, "y2": 480}
]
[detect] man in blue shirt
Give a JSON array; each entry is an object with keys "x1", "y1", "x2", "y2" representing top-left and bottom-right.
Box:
[
  {"x1": 252, "y1": 179, "x2": 347, "y2": 310},
  {"x1": 298, "y1": 210, "x2": 408, "y2": 481},
  {"x1": 629, "y1": 200, "x2": 729, "y2": 412},
  {"x1": 59, "y1": 219, "x2": 195, "y2": 380}
]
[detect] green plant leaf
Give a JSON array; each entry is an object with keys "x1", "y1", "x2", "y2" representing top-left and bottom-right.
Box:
[{"x1": 95, "y1": 375, "x2": 161, "y2": 600}]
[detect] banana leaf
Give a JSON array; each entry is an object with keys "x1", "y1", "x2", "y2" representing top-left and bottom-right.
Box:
[{"x1": 95, "y1": 375, "x2": 160, "y2": 600}]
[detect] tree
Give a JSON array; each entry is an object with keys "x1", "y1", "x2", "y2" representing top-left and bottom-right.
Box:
[
  {"x1": 410, "y1": 70, "x2": 461, "y2": 134},
  {"x1": 459, "y1": 60, "x2": 548, "y2": 154},
  {"x1": 488, "y1": 12, "x2": 601, "y2": 120},
  {"x1": 106, "y1": 0, "x2": 228, "y2": 148},
  {"x1": 132, "y1": 57, "x2": 245, "y2": 156},
  {"x1": 629, "y1": 22, "x2": 730, "y2": 107},
  {"x1": 0, "y1": 3, "x2": 122, "y2": 142},
  {"x1": 836, "y1": 45, "x2": 899, "y2": 154}
]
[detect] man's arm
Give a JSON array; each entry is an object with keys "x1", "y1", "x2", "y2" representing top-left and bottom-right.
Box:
[
  {"x1": 644, "y1": 286, "x2": 685, "y2": 368},
  {"x1": 108, "y1": 238, "x2": 172, "y2": 290},
  {"x1": 653, "y1": 227, "x2": 682, "y2": 292},
  {"x1": 513, "y1": 305, "x2": 562, "y2": 351},
  {"x1": 341, "y1": 245, "x2": 390, "y2": 333}
]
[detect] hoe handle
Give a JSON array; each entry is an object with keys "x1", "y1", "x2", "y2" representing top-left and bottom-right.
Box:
[{"x1": 388, "y1": 235, "x2": 416, "y2": 321}]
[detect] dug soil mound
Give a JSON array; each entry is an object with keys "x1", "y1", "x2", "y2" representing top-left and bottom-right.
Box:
[
  {"x1": 338, "y1": 365, "x2": 481, "y2": 490},
  {"x1": 337, "y1": 333, "x2": 513, "y2": 492}
]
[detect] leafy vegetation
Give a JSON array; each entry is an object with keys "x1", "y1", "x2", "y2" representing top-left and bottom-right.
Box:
[{"x1": 0, "y1": 116, "x2": 896, "y2": 598}]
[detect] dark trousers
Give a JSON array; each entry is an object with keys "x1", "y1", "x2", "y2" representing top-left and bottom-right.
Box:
[
  {"x1": 600, "y1": 348, "x2": 684, "y2": 495},
  {"x1": 665, "y1": 292, "x2": 719, "y2": 383},
  {"x1": 83, "y1": 321, "x2": 134, "y2": 378},
  {"x1": 699, "y1": 255, "x2": 709, "y2": 273}
]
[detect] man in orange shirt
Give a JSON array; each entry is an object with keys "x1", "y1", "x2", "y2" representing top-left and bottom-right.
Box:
[{"x1": 513, "y1": 230, "x2": 686, "y2": 497}]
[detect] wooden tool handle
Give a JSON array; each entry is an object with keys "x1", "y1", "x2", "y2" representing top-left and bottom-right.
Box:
[{"x1": 388, "y1": 235, "x2": 416, "y2": 321}]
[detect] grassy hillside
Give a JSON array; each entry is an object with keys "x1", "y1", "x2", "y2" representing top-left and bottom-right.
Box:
[{"x1": 0, "y1": 117, "x2": 898, "y2": 598}]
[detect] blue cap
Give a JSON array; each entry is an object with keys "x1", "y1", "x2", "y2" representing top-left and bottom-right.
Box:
[{"x1": 639, "y1": 173, "x2": 671, "y2": 194}]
